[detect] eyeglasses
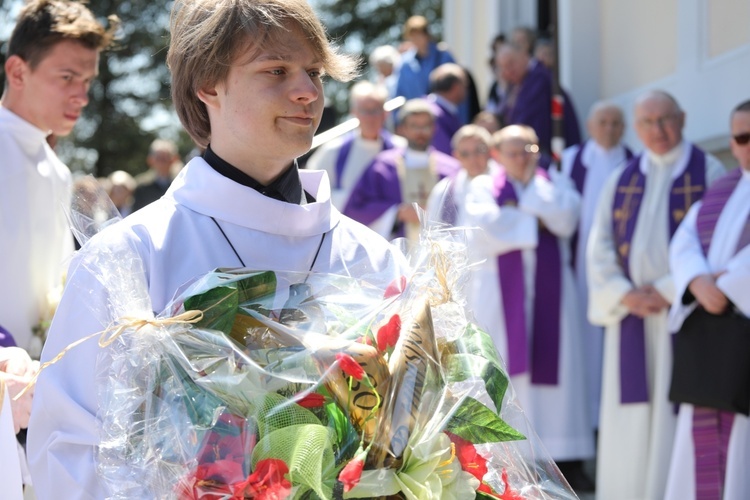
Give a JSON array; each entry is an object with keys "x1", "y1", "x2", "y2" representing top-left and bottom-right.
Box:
[
  {"x1": 733, "y1": 133, "x2": 750, "y2": 145},
  {"x1": 456, "y1": 147, "x2": 489, "y2": 159},
  {"x1": 637, "y1": 114, "x2": 680, "y2": 129}
]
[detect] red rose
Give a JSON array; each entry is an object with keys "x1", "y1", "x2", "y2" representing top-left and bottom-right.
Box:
[
  {"x1": 233, "y1": 458, "x2": 292, "y2": 500},
  {"x1": 296, "y1": 391, "x2": 326, "y2": 408},
  {"x1": 338, "y1": 449, "x2": 367, "y2": 493},
  {"x1": 336, "y1": 352, "x2": 365, "y2": 380},
  {"x1": 376, "y1": 314, "x2": 401, "y2": 352}
]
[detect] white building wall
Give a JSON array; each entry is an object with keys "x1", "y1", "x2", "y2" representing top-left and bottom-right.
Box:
[{"x1": 445, "y1": 0, "x2": 750, "y2": 167}]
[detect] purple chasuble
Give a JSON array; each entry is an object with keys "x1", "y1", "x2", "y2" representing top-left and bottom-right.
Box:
[
  {"x1": 691, "y1": 168, "x2": 748, "y2": 498},
  {"x1": 333, "y1": 131, "x2": 395, "y2": 190},
  {"x1": 0, "y1": 324, "x2": 16, "y2": 348},
  {"x1": 493, "y1": 168, "x2": 562, "y2": 384},
  {"x1": 612, "y1": 145, "x2": 707, "y2": 403}
]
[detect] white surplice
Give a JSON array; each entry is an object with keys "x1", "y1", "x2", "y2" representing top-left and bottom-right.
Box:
[
  {"x1": 664, "y1": 168, "x2": 750, "y2": 500},
  {"x1": 424, "y1": 161, "x2": 499, "y2": 224},
  {"x1": 587, "y1": 141, "x2": 725, "y2": 499},
  {"x1": 0, "y1": 107, "x2": 73, "y2": 351},
  {"x1": 462, "y1": 168, "x2": 594, "y2": 460},
  {"x1": 561, "y1": 141, "x2": 630, "y2": 428},
  {"x1": 0, "y1": 380, "x2": 24, "y2": 500},
  {"x1": 27, "y1": 158, "x2": 406, "y2": 498},
  {"x1": 306, "y1": 130, "x2": 406, "y2": 210}
]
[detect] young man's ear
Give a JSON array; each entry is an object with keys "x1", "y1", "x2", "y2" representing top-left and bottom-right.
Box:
[
  {"x1": 196, "y1": 84, "x2": 220, "y2": 109},
  {"x1": 4, "y1": 55, "x2": 29, "y2": 90}
]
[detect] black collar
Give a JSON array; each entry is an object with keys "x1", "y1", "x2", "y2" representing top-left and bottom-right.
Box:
[{"x1": 203, "y1": 145, "x2": 313, "y2": 204}]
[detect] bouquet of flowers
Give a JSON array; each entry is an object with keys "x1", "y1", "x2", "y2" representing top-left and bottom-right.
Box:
[{"x1": 68, "y1": 185, "x2": 576, "y2": 499}]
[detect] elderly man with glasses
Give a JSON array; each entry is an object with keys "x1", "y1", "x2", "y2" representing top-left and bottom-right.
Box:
[{"x1": 587, "y1": 90, "x2": 725, "y2": 499}]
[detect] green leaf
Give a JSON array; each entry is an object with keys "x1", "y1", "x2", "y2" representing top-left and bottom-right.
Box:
[
  {"x1": 444, "y1": 323, "x2": 509, "y2": 411},
  {"x1": 476, "y1": 489, "x2": 499, "y2": 499},
  {"x1": 182, "y1": 271, "x2": 278, "y2": 337},
  {"x1": 446, "y1": 397, "x2": 525, "y2": 444},
  {"x1": 163, "y1": 353, "x2": 225, "y2": 429},
  {"x1": 184, "y1": 284, "x2": 239, "y2": 335}
]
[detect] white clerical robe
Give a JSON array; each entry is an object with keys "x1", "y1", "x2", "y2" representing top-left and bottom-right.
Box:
[
  {"x1": 587, "y1": 141, "x2": 725, "y2": 500},
  {"x1": 462, "y1": 169, "x2": 594, "y2": 461},
  {"x1": 561, "y1": 141, "x2": 630, "y2": 428},
  {"x1": 0, "y1": 107, "x2": 73, "y2": 352},
  {"x1": 27, "y1": 158, "x2": 406, "y2": 498},
  {"x1": 424, "y1": 162, "x2": 499, "y2": 224},
  {"x1": 664, "y1": 169, "x2": 750, "y2": 500},
  {"x1": 306, "y1": 130, "x2": 406, "y2": 210},
  {"x1": 0, "y1": 380, "x2": 23, "y2": 500}
]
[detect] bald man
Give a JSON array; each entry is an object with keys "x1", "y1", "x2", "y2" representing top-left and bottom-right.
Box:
[
  {"x1": 587, "y1": 90, "x2": 725, "y2": 499},
  {"x1": 561, "y1": 102, "x2": 634, "y2": 432}
]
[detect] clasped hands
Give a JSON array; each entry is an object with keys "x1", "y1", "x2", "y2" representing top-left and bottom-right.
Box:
[
  {"x1": 621, "y1": 285, "x2": 670, "y2": 318},
  {"x1": 0, "y1": 347, "x2": 39, "y2": 434},
  {"x1": 688, "y1": 272, "x2": 728, "y2": 315}
]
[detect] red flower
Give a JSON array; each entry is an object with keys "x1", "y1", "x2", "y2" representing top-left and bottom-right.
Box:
[
  {"x1": 338, "y1": 449, "x2": 367, "y2": 493},
  {"x1": 376, "y1": 314, "x2": 401, "y2": 352},
  {"x1": 195, "y1": 416, "x2": 255, "y2": 466},
  {"x1": 384, "y1": 276, "x2": 407, "y2": 298},
  {"x1": 336, "y1": 352, "x2": 365, "y2": 380},
  {"x1": 447, "y1": 432, "x2": 488, "y2": 483},
  {"x1": 233, "y1": 458, "x2": 292, "y2": 500},
  {"x1": 295, "y1": 391, "x2": 326, "y2": 408},
  {"x1": 176, "y1": 459, "x2": 246, "y2": 499}
]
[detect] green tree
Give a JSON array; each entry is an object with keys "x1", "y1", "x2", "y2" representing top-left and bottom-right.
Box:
[
  {"x1": 67, "y1": 0, "x2": 192, "y2": 178},
  {"x1": 313, "y1": 0, "x2": 444, "y2": 118}
]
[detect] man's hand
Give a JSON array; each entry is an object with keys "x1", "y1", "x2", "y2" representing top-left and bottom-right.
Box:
[
  {"x1": 621, "y1": 285, "x2": 670, "y2": 318},
  {"x1": 689, "y1": 274, "x2": 729, "y2": 315},
  {"x1": 0, "y1": 347, "x2": 39, "y2": 433},
  {"x1": 396, "y1": 203, "x2": 420, "y2": 224}
]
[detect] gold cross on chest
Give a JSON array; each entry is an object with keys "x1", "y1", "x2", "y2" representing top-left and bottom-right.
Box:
[
  {"x1": 672, "y1": 173, "x2": 703, "y2": 211},
  {"x1": 614, "y1": 172, "x2": 644, "y2": 238}
]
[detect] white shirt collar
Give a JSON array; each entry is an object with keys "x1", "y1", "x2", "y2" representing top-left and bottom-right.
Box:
[{"x1": 0, "y1": 105, "x2": 50, "y2": 158}]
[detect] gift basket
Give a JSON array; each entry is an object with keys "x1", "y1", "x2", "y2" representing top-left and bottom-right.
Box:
[{"x1": 66, "y1": 181, "x2": 577, "y2": 499}]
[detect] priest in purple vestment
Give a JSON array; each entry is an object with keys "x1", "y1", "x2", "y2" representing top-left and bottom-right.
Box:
[
  {"x1": 587, "y1": 90, "x2": 726, "y2": 499},
  {"x1": 664, "y1": 98, "x2": 750, "y2": 500},
  {"x1": 495, "y1": 43, "x2": 581, "y2": 162},
  {"x1": 306, "y1": 81, "x2": 405, "y2": 210},
  {"x1": 561, "y1": 101, "x2": 633, "y2": 432},
  {"x1": 426, "y1": 63, "x2": 467, "y2": 155},
  {"x1": 464, "y1": 124, "x2": 594, "y2": 488},
  {"x1": 343, "y1": 98, "x2": 460, "y2": 241}
]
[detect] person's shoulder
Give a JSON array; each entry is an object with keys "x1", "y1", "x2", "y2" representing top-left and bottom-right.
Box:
[
  {"x1": 334, "y1": 213, "x2": 408, "y2": 270},
  {"x1": 431, "y1": 149, "x2": 460, "y2": 168},
  {"x1": 0, "y1": 133, "x2": 25, "y2": 180},
  {"x1": 372, "y1": 147, "x2": 403, "y2": 165}
]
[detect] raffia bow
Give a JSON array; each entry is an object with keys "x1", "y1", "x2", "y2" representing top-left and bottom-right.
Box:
[{"x1": 14, "y1": 310, "x2": 204, "y2": 400}]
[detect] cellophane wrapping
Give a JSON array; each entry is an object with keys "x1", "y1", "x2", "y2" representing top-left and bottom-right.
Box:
[{"x1": 75, "y1": 205, "x2": 577, "y2": 499}]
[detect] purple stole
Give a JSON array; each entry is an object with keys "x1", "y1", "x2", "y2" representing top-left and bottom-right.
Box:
[
  {"x1": 569, "y1": 142, "x2": 634, "y2": 195},
  {"x1": 569, "y1": 142, "x2": 633, "y2": 268},
  {"x1": 333, "y1": 131, "x2": 395, "y2": 189},
  {"x1": 493, "y1": 169, "x2": 562, "y2": 384},
  {"x1": 612, "y1": 145, "x2": 707, "y2": 403},
  {"x1": 692, "y1": 168, "x2": 749, "y2": 498}
]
